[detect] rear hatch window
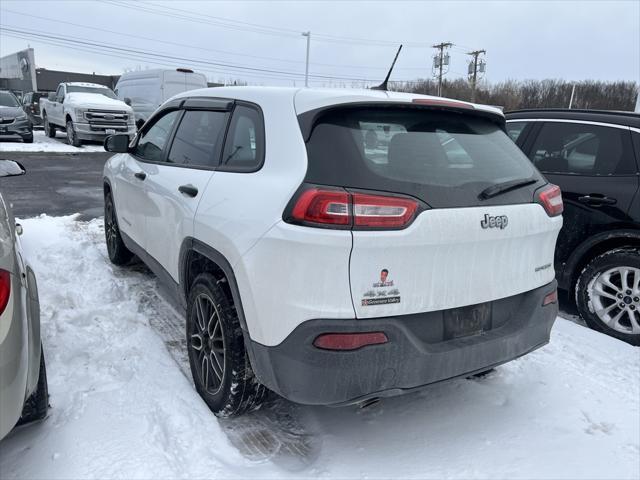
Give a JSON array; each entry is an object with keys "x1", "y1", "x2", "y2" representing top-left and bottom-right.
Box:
[{"x1": 303, "y1": 107, "x2": 543, "y2": 208}]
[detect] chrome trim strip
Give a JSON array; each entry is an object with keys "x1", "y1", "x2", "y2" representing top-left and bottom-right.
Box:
[{"x1": 506, "y1": 118, "x2": 632, "y2": 131}]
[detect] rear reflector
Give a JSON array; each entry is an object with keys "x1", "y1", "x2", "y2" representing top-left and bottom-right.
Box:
[
  {"x1": 287, "y1": 185, "x2": 420, "y2": 230},
  {"x1": 0, "y1": 269, "x2": 10, "y2": 316},
  {"x1": 537, "y1": 184, "x2": 563, "y2": 217},
  {"x1": 542, "y1": 290, "x2": 558, "y2": 306},
  {"x1": 313, "y1": 332, "x2": 388, "y2": 351}
]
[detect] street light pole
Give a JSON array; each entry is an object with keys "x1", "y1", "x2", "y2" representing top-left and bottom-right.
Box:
[{"x1": 302, "y1": 31, "x2": 311, "y2": 87}]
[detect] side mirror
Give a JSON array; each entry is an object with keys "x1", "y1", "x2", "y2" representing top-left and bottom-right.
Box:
[
  {"x1": 48, "y1": 92, "x2": 56, "y2": 101},
  {"x1": 104, "y1": 134, "x2": 130, "y2": 153},
  {"x1": 124, "y1": 97, "x2": 132, "y2": 106},
  {"x1": 0, "y1": 159, "x2": 26, "y2": 177}
]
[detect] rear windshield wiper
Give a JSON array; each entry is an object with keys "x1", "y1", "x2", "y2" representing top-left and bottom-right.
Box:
[{"x1": 479, "y1": 178, "x2": 537, "y2": 200}]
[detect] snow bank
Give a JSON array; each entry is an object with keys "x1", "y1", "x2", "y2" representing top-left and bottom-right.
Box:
[
  {"x1": 0, "y1": 131, "x2": 105, "y2": 153},
  {"x1": 0, "y1": 215, "x2": 638, "y2": 479}
]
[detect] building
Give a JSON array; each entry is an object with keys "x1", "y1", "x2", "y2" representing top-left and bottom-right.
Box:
[{"x1": 1, "y1": 48, "x2": 221, "y2": 95}]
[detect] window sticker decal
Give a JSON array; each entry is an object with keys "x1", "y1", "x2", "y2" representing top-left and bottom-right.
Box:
[{"x1": 362, "y1": 269, "x2": 401, "y2": 306}]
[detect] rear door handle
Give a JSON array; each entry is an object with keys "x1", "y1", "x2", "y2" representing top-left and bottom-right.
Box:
[
  {"x1": 578, "y1": 195, "x2": 617, "y2": 206},
  {"x1": 134, "y1": 172, "x2": 146, "y2": 181},
  {"x1": 178, "y1": 184, "x2": 198, "y2": 197}
]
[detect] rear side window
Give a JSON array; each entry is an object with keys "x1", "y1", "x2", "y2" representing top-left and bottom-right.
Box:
[
  {"x1": 167, "y1": 110, "x2": 227, "y2": 168},
  {"x1": 529, "y1": 122, "x2": 635, "y2": 175},
  {"x1": 219, "y1": 105, "x2": 264, "y2": 172},
  {"x1": 304, "y1": 107, "x2": 540, "y2": 208},
  {"x1": 133, "y1": 110, "x2": 181, "y2": 162},
  {"x1": 506, "y1": 121, "x2": 529, "y2": 143}
]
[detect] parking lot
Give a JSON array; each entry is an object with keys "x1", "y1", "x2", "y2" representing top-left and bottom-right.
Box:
[{"x1": 0, "y1": 138, "x2": 638, "y2": 478}]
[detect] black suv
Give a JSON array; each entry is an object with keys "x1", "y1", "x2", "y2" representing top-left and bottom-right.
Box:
[
  {"x1": 506, "y1": 109, "x2": 640, "y2": 345},
  {"x1": 21, "y1": 91, "x2": 48, "y2": 126}
]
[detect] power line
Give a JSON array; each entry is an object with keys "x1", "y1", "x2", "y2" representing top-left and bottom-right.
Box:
[
  {"x1": 0, "y1": 7, "x2": 433, "y2": 73},
  {"x1": 0, "y1": 25, "x2": 396, "y2": 83},
  {"x1": 101, "y1": 0, "x2": 433, "y2": 48}
]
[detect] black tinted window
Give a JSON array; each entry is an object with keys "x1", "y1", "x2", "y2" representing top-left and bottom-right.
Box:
[
  {"x1": 506, "y1": 121, "x2": 529, "y2": 143},
  {"x1": 133, "y1": 110, "x2": 181, "y2": 162},
  {"x1": 530, "y1": 122, "x2": 635, "y2": 175},
  {"x1": 304, "y1": 108, "x2": 542, "y2": 208},
  {"x1": 220, "y1": 105, "x2": 264, "y2": 172},
  {"x1": 167, "y1": 110, "x2": 227, "y2": 167}
]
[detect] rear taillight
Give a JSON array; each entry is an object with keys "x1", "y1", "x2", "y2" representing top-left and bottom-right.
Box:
[
  {"x1": 537, "y1": 184, "x2": 563, "y2": 217},
  {"x1": 353, "y1": 193, "x2": 418, "y2": 228},
  {"x1": 0, "y1": 269, "x2": 11, "y2": 316},
  {"x1": 291, "y1": 188, "x2": 350, "y2": 226},
  {"x1": 286, "y1": 185, "x2": 421, "y2": 230},
  {"x1": 543, "y1": 289, "x2": 558, "y2": 306},
  {"x1": 313, "y1": 332, "x2": 388, "y2": 351}
]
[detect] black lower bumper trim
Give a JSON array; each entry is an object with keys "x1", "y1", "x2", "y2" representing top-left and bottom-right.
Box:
[{"x1": 248, "y1": 281, "x2": 558, "y2": 406}]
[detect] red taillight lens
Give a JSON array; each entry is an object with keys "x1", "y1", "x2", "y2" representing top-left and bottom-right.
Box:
[
  {"x1": 287, "y1": 186, "x2": 421, "y2": 230},
  {"x1": 0, "y1": 269, "x2": 11, "y2": 316},
  {"x1": 538, "y1": 184, "x2": 563, "y2": 217},
  {"x1": 353, "y1": 193, "x2": 418, "y2": 228},
  {"x1": 313, "y1": 332, "x2": 388, "y2": 351},
  {"x1": 543, "y1": 289, "x2": 558, "y2": 306},
  {"x1": 291, "y1": 188, "x2": 350, "y2": 226}
]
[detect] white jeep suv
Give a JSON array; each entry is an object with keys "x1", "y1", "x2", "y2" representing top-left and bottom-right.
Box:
[{"x1": 103, "y1": 87, "x2": 563, "y2": 416}]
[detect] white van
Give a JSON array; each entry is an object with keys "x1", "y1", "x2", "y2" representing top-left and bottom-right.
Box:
[{"x1": 115, "y1": 69, "x2": 208, "y2": 128}]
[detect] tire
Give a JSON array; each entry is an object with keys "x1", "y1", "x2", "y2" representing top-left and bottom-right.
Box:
[
  {"x1": 187, "y1": 273, "x2": 266, "y2": 417},
  {"x1": 104, "y1": 192, "x2": 133, "y2": 265},
  {"x1": 23, "y1": 135, "x2": 33, "y2": 144},
  {"x1": 66, "y1": 120, "x2": 82, "y2": 147},
  {"x1": 17, "y1": 345, "x2": 48, "y2": 426},
  {"x1": 43, "y1": 113, "x2": 56, "y2": 138},
  {"x1": 575, "y1": 248, "x2": 640, "y2": 346}
]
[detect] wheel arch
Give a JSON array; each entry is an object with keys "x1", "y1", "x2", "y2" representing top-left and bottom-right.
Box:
[
  {"x1": 179, "y1": 238, "x2": 249, "y2": 333},
  {"x1": 564, "y1": 229, "x2": 640, "y2": 291}
]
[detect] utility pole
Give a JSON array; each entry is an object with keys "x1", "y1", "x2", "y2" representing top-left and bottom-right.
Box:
[
  {"x1": 432, "y1": 42, "x2": 452, "y2": 97},
  {"x1": 568, "y1": 84, "x2": 576, "y2": 109},
  {"x1": 467, "y1": 49, "x2": 486, "y2": 102},
  {"x1": 302, "y1": 31, "x2": 311, "y2": 87}
]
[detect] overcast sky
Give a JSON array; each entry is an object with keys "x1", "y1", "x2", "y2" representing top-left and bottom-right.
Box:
[{"x1": 1, "y1": 0, "x2": 638, "y2": 87}]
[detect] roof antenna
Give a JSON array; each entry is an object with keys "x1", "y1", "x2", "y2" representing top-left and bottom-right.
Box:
[{"x1": 371, "y1": 44, "x2": 403, "y2": 91}]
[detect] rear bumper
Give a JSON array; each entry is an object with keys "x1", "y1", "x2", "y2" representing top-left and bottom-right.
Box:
[{"x1": 248, "y1": 280, "x2": 558, "y2": 406}]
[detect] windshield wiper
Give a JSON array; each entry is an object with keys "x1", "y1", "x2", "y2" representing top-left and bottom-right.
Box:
[{"x1": 479, "y1": 178, "x2": 537, "y2": 200}]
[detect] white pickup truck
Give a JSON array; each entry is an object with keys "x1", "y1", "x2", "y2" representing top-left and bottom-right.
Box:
[{"x1": 40, "y1": 82, "x2": 136, "y2": 146}]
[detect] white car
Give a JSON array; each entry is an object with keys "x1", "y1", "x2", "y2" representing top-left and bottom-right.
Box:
[
  {"x1": 102, "y1": 87, "x2": 563, "y2": 416},
  {"x1": 40, "y1": 82, "x2": 136, "y2": 147},
  {"x1": 114, "y1": 68, "x2": 208, "y2": 130}
]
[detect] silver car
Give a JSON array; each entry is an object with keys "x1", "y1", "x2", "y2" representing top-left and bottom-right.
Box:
[{"x1": 0, "y1": 160, "x2": 47, "y2": 440}]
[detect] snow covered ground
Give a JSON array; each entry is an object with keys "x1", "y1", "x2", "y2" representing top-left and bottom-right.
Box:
[
  {"x1": 0, "y1": 131, "x2": 105, "y2": 153},
  {"x1": 0, "y1": 215, "x2": 638, "y2": 479}
]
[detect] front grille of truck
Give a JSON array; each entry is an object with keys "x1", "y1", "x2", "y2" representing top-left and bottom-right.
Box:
[{"x1": 85, "y1": 109, "x2": 129, "y2": 131}]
